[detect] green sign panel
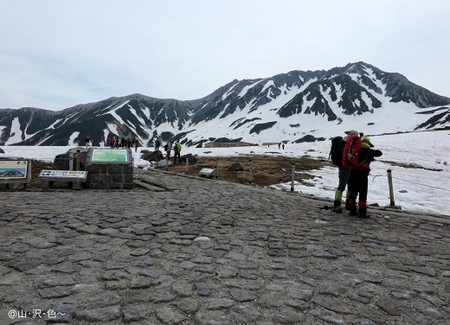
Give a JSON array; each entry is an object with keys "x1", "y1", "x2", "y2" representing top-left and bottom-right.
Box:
[{"x1": 92, "y1": 149, "x2": 128, "y2": 162}]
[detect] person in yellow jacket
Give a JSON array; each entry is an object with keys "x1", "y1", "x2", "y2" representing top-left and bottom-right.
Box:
[{"x1": 173, "y1": 140, "x2": 182, "y2": 165}]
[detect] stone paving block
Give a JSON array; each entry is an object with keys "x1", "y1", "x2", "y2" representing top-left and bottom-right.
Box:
[{"x1": 0, "y1": 167, "x2": 449, "y2": 324}]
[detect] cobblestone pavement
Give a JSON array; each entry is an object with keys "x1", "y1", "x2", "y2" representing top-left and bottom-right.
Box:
[{"x1": 1, "y1": 168, "x2": 449, "y2": 325}]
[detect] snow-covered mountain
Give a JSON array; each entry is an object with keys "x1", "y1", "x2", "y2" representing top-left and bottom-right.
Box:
[{"x1": 1, "y1": 62, "x2": 449, "y2": 147}]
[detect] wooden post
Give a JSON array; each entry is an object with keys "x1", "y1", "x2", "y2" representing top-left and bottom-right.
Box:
[
  {"x1": 291, "y1": 164, "x2": 295, "y2": 192},
  {"x1": 215, "y1": 158, "x2": 219, "y2": 179},
  {"x1": 387, "y1": 169, "x2": 395, "y2": 206},
  {"x1": 165, "y1": 154, "x2": 168, "y2": 171},
  {"x1": 249, "y1": 159, "x2": 253, "y2": 184}
]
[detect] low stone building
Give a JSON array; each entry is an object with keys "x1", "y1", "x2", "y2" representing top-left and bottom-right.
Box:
[{"x1": 204, "y1": 140, "x2": 258, "y2": 148}]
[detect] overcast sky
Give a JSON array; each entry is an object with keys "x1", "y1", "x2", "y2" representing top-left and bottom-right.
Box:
[{"x1": 1, "y1": 0, "x2": 449, "y2": 111}]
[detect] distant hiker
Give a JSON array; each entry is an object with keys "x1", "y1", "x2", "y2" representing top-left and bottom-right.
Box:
[
  {"x1": 173, "y1": 140, "x2": 181, "y2": 165},
  {"x1": 282, "y1": 143, "x2": 285, "y2": 150},
  {"x1": 109, "y1": 136, "x2": 115, "y2": 148},
  {"x1": 155, "y1": 138, "x2": 161, "y2": 151},
  {"x1": 85, "y1": 136, "x2": 90, "y2": 149},
  {"x1": 330, "y1": 129, "x2": 358, "y2": 213},
  {"x1": 134, "y1": 138, "x2": 139, "y2": 152},
  {"x1": 165, "y1": 141, "x2": 173, "y2": 159},
  {"x1": 278, "y1": 143, "x2": 281, "y2": 149},
  {"x1": 347, "y1": 136, "x2": 383, "y2": 218}
]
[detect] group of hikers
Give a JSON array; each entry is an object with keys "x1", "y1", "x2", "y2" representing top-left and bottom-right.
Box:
[
  {"x1": 153, "y1": 137, "x2": 182, "y2": 165},
  {"x1": 86, "y1": 135, "x2": 182, "y2": 164},
  {"x1": 330, "y1": 129, "x2": 383, "y2": 219},
  {"x1": 108, "y1": 136, "x2": 140, "y2": 152},
  {"x1": 162, "y1": 139, "x2": 182, "y2": 165}
]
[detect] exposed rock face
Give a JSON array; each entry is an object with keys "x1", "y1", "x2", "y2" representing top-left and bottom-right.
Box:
[
  {"x1": 181, "y1": 154, "x2": 198, "y2": 164},
  {"x1": 141, "y1": 150, "x2": 164, "y2": 162},
  {"x1": 228, "y1": 162, "x2": 244, "y2": 171}
]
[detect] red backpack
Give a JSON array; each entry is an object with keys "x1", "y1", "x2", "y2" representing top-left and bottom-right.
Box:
[{"x1": 341, "y1": 134, "x2": 362, "y2": 168}]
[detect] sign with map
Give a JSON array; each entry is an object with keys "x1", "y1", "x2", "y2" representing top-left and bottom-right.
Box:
[
  {"x1": 91, "y1": 149, "x2": 128, "y2": 163},
  {"x1": 0, "y1": 160, "x2": 28, "y2": 179}
]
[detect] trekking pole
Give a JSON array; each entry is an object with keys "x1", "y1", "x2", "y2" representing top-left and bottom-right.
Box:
[
  {"x1": 249, "y1": 159, "x2": 253, "y2": 184},
  {"x1": 291, "y1": 164, "x2": 295, "y2": 192},
  {"x1": 387, "y1": 169, "x2": 395, "y2": 206}
]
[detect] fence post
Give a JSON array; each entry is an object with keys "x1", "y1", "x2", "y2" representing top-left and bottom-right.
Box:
[
  {"x1": 215, "y1": 158, "x2": 219, "y2": 179},
  {"x1": 387, "y1": 169, "x2": 395, "y2": 206},
  {"x1": 165, "y1": 155, "x2": 168, "y2": 171},
  {"x1": 249, "y1": 159, "x2": 253, "y2": 184},
  {"x1": 291, "y1": 164, "x2": 295, "y2": 192}
]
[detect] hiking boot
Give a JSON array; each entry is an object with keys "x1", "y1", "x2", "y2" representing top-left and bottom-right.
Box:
[
  {"x1": 345, "y1": 199, "x2": 351, "y2": 210},
  {"x1": 358, "y1": 207, "x2": 370, "y2": 219},
  {"x1": 333, "y1": 200, "x2": 342, "y2": 213},
  {"x1": 348, "y1": 204, "x2": 358, "y2": 216}
]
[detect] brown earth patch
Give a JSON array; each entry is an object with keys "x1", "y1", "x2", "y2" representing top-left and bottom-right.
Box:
[{"x1": 162, "y1": 155, "x2": 330, "y2": 187}]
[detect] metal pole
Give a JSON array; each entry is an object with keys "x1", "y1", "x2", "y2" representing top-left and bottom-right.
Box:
[
  {"x1": 249, "y1": 159, "x2": 253, "y2": 184},
  {"x1": 76, "y1": 150, "x2": 81, "y2": 171},
  {"x1": 291, "y1": 164, "x2": 295, "y2": 192},
  {"x1": 387, "y1": 169, "x2": 395, "y2": 206},
  {"x1": 185, "y1": 156, "x2": 189, "y2": 174}
]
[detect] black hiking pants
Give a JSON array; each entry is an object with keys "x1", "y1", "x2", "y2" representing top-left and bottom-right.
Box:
[{"x1": 348, "y1": 168, "x2": 369, "y2": 207}]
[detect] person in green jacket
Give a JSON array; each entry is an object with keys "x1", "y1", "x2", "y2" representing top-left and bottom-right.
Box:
[{"x1": 174, "y1": 140, "x2": 182, "y2": 165}]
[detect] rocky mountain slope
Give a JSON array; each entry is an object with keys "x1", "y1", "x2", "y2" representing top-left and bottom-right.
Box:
[{"x1": 1, "y1": 62, "x2": 449, "y2": 147}]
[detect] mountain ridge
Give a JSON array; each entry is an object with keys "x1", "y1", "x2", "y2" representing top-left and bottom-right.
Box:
[{"x1": 1, "y1": 61, "x2": 449, "y2": 147}]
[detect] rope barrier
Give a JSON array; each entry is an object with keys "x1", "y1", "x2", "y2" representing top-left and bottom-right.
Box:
[
  {"x1": 298, "y1": 167, "x2": 450, "y2": 192},
  {"x1": 391, "y1": 176, "x2": 450, "y2": 192}
]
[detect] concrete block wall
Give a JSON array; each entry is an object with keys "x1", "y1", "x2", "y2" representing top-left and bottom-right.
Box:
[{"x1": 85, "y1": 164, "x2": 133, "y2": 189}]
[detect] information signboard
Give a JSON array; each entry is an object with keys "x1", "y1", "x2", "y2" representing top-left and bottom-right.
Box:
[
  {"x1": 0, "y1": 160, "x2": 28, "y2": 179},
  {"x1": 91, "y1": 149, "x2": 128, "y2": 163}
]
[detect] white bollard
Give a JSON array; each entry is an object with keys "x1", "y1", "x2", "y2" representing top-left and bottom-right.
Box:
[{"x1": 387, "y1": 169, "x2": 395, "y2": 206}]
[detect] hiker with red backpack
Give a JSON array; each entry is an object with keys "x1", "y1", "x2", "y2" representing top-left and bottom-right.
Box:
[
  {"x1": 346, "y1": 136, "x2": 383, "y2": 218},
  {"x1": 330, "y1": 130, "x2": 359, "y2": 213}
]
